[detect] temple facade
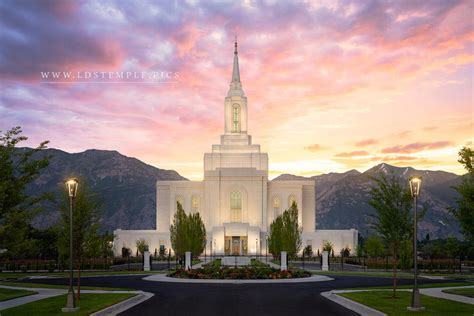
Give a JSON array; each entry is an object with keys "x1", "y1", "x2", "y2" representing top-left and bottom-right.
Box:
[{"x1": 114, "y1": 41, "x2": 358, "y2": 257}]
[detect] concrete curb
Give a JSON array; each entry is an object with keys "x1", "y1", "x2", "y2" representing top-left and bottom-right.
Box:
[
  {"x1": 142, "y1": 273, "x2": 333, "y2": 284},
  {"x1": 321, "y1": 290, "x2": 386, "y2": 316},
  {"x1": 90, "y1": 290, "x2": 154, "y2": 316}
]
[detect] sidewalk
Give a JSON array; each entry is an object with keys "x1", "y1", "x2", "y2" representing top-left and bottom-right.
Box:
[
  {"x1": 321, "y1": 285, "x2": 474, "y2": 316},
  {"x1": 0, "y1": 285, "x2": 153, "y2": 314}
]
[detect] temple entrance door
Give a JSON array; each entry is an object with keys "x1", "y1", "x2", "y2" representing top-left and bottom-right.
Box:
[{"x1": 231, "y1": 236, "x2": 240, "y2": 255}]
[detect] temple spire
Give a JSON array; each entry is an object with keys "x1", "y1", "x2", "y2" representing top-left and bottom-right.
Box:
[
  {"x1": 228, "y1": 37, "x2": 244, "y2": 97},
  {"x1": 231, "y1": 37, "x2": 241, "y2": 83}
]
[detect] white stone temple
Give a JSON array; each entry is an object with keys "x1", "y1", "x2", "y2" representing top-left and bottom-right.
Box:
[{"x1": 114, "y1": 41, "x2": 358, "y2": 257}]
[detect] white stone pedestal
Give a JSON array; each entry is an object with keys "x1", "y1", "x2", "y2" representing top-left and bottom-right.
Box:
[
  {"x1": 322, "y1": 251, "x2": 329, "y2": 271},
  {"x1": 280, "y1": 251, "x2": 287, "y2": 271},
  {"x1": 143, "y1": 251, "x2": 150, "y2": 271},
  {"x1": 185, "y1": 251, "x2": 192, "y2": 270}
]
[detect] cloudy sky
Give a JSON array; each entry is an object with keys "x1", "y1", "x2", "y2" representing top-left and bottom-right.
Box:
[{"x1": 1, "y1": 0, "x2": 472, "y2": 179}]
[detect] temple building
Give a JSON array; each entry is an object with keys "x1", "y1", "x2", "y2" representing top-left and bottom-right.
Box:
[{"x1": 114, "y1": 41, "x2": 358, "y2": 256}]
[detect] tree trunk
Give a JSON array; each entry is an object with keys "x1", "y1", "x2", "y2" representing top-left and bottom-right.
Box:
[
  {"x1": 392, "y1": 253, "x2": 398, "y2": 298},
  {"x1": 76, "y1": 262, "x2": 81, "y2": 299}
]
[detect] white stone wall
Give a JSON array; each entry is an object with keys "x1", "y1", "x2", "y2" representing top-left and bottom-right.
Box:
[
  {"x1": 302, "y1": 229, "x2": 358, "y2": 255},
  {"x1": 113, "y1": 229, "x2": 171, "y2": 257}
]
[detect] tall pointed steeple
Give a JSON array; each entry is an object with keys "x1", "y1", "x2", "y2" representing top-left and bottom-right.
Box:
[
  {"x1": 231, "y1": 37, "x2": 240, "y2": 83},
  {"x1": 228, "y1": 37, "x2": 244, "y2": 97}
]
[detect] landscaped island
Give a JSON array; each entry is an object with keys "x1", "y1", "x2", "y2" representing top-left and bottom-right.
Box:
[{"x1": 169, "y1": 259, "x2": 311, "y2": 280}]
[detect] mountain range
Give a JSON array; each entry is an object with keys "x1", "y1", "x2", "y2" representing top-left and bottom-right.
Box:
[{"x1": 24, "y1": 148, "x2": 462, "y2": 239}]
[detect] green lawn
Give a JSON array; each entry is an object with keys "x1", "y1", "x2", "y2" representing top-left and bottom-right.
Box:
[
  {"x1": 0, "y1": 282, "x2": 129, "y2": 291},
  {"x1": 442, "y1": 287, "x2": 474, "y2": 298},
  {"x1": 339, "y1": 291, "x2": 474, "y2": 315},
  {"x1": 0, "y1": 270, "x2": 166, "y2": 280},
  {"x1": 1, "y1": 293, "x2": 135, "y2": 315},
  {"x1": 343, "y1": 282, "x2": 470, "y2": 290},
  {"x1": 0, "y1": 288, "x2": 37, "y2": 302},
  {"x1": 313, "y1": 270, "x2": 415, "y2": 279}
]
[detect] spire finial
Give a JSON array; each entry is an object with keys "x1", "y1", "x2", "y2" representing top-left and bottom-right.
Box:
[{"x1": 234, "y1": 36, "x2": 238, "y2": 55}]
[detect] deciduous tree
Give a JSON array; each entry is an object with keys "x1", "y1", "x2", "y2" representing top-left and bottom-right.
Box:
[
  {"x1": 368, "y1": 173, "x2": 414, "y2": 298},
  {"x1": 450, "y1": 147, "x2": 474, "y2": 242}
]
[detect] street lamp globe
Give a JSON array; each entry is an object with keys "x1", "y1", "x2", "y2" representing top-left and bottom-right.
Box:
[
  {"x1": 409, "y1": 176, "x2": 422, "y2": 198},
  {"x1": 66, "y1": 179, "x2": 79, "y2": 198}
]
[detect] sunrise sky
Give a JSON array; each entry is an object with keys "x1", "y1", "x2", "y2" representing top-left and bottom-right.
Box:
[{"x1": 1, "y1": 0, "x2": 472, "y2": 180}]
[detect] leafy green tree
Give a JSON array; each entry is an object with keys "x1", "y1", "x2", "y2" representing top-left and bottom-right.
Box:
[
  {"x1": 268, "y1": 202, "x2": 302, "y2": 259},
  {"x1": 135, "y1": 238, "x2": 148, "y2": 256},
  {"x1": 169, "y1": 202, "x2": 206, "y2": 260},
  {"x1": 445, "y1": 236, "x2": 460, "y2": 270},
  {"x1": 450, "y1": 147, "x2": 474, "y2": 242},
  {"x1": 322, "y1": 241, "x2": 334, "y2": 252},
  {"x1": 0, "y1": 127, "x2": 51, "y2": 258},
  {"x1": 364, "y1": 235, "x2": 385, "y2": 258},
  {"x1": 58, "y1": 180, "x2": 101, "y2": 299},
  {"x1": 303, "y1": 245, "x2": 313, "y2": 258},
  {"x1": 187, "y1": 212, "x2": 207, "y2": 257},
  {"x1": 399, "y1": 239, "x2": 413, "y2": 270},
  {"x1": 368, "y1": 173, "x2": 414, "y2": 298}
]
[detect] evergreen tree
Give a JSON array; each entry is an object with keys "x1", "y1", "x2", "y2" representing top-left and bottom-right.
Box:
[
  {"x1": 169, "y1": 202, "x2": 206, "y2": 260},
  {"x1": 268, "y1": 202, "x2": 302, "y2": 259}
]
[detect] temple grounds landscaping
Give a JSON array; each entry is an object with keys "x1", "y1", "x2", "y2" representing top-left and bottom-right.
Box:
[
  {"x1": 442, "y1": 287, "x2": 474, "y2": 298},
  {"x1": 169, "y1": 259, "x2": 311, "y2": 279},
  {"x1": 338, "y1": 290, "x2": 474, "y2": 315},
  {"x1": 0, "y1": 293, "x2": 136, "y2": 316},
  {"x1": 0, "y1": 288, "x2": 36, "y2": 301}
]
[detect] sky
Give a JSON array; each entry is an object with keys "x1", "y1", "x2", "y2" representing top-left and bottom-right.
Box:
[{"x1": 1, "y1": 0, "x2": 472, "y2": 180}]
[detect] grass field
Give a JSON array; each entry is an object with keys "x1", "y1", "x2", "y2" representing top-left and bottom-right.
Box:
[
  {"x1": 0, "y1": 281, "x2": 129, "y2": 291},
  {"x1": 313, "y1": 270, "x2": 415, "y2": 279},
  {"x1": 0, "y1": 270, "x2": 166, "y2": 280},
  {"x1": 343, "y1": 282, "x2": 470, "y2": 290},
  {"x1": 1, "y1": 293, "x2": 135, "y2": 315},
  {"x1": 442, "y1": 287, "x2": 474, "y2": 298},
  {"x1": 0, "y1": 288, "x2": 36, "y2": 302},
  {"x1": 339, "y1": 291, "x2": 474, "y2": 315}
]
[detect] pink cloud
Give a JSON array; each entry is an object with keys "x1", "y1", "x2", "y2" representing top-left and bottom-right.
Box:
[
  {"x1": 335, "y1": 150, "x2": 370, "y2": 158},
  {"x1": 382, "y1": 141, "x2": 453, "y2": 154},
  {"x1": 355, "y1": 139, "x2": 378, "y2": 147}
]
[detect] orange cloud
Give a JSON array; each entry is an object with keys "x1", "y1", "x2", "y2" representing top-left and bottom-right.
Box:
[
  {"x1": 355, "y1": 138, "x2": 378, "y2": 147},
  {"x1": 304, "y1": 144, "x2": 325, "y2": 152},
  {"x1": 334, "y1": 150, "x2": 370, "y2": 158}
]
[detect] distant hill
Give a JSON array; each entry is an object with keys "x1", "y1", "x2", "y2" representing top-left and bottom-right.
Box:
[
  {"x1": 22, "y1": 148, "x2": 186, "y2": 231},
  {"x1": 274, "y1": 163, "x2": 462, "y2": 239},
  {"x1": 23, "y1": 147, "x2": 463, "y2": 239}
]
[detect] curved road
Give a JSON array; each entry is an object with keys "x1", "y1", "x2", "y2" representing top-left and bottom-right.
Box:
[{"x1": 21, "y1": 274, "x2": 455, "y2": 316}]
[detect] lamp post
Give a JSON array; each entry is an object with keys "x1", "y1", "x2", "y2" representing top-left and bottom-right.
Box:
[
  {"x1": 408, "y1": 176, "x2": 424, "y2": 311},
  {"x1": 62, "y1": 179, "x2": 79, "y2": 313}
]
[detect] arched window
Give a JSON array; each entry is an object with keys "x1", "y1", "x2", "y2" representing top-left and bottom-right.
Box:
[
  {"x1": 176, "y1": 195, "x2": 184, "y2": 210},
  {"x1": 272, "y1": 195, "x2": 280, "y2": 218},
  {"x1": 232, "y1": 105, "x2": 240, "y2": 132},
  {"x1": 230, "y1": 191, "x2": 242, "y2": 222},
  {"x1": 191, "y1": 195, "x2": 200, "y2": 213},
  {"x1": 288, "y1": 194, "x2": 296, "y2": 208}
]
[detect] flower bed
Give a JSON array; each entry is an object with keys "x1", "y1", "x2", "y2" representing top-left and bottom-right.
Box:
[{"x1": 168, "y1": 260, "x2": 311, "y2": 280}]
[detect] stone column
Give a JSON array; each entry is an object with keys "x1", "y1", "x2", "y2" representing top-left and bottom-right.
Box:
[
  {"x1": 143, "y1": 251, "x2": 150, "y2": 271},
  {"x1": 280, "y1": 251, "x2": 287, "y2": 271},
  {"x1": 322, "y1": 251, "x2": 329, "y2": 271},
  {"x1": 185, "y1": 251, "x2": 192, "y2": 271}
]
